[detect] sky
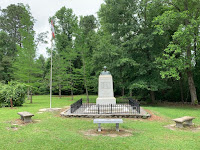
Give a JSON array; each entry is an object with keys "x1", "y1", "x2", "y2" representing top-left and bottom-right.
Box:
[{"x1": 0, "y1": 0, "x2": 104, "y2": 57}]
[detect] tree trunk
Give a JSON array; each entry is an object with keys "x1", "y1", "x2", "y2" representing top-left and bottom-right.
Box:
[
  {"x1": 186, "y1": 45, "x2": 198, "y2": 104},
  {"x1": 194, "y1": 31, "x2": 197, "y2": 66},
  {"x1": 82, "y1": 54, "x2": 89, "y2": 103},
  {"x1": 121, "y1": 87, "x2": 125, "y2": 96},
  {"x1": 183, "y1": 0, "x2": 198, "y2": 105},
  {"x1": 179, "y1": 74, "x2": 184, "y2": 103},
  {"x1": 129, "y1": 89, "x2": 132, "y2": 97},
  {"x1": 10, "y1": 98, "x2": 13, "y2": 108},
  {"x1": 30, "y1": 90, "x2": 32, "y2": 103},
  {"x1": 86, "y1": 86, "x2": 89, "y2": 103},
  {"x1": 59, "y1": 84, "x2": 61, "y2": 99},
  {"x1": 27, "y1": 87, "x2": 30, "y2": 100},
  {"x1": 187, "y1": 70, "x2": 197, "y2": 104},
  {"x1": 69, "y1": 60, "x2": 73, "y2": 101},
  {"x1": 150, "y1": 91, "x2": 155, "y2": 103},
  {"x1": 71, "y1": 86, "x2": 73, "y2": 101}
]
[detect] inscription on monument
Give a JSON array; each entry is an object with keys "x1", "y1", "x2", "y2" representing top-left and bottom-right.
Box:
[
  {"x1": 101, "y1": 82, "x2": 111, "y2": 89},
  {"x1": 98, "y1": 76, "x2": 114, "y2": 98}
]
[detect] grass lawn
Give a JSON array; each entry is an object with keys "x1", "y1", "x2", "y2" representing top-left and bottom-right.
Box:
[{"x1": 0, "y1": 95, "x2": 200, "y2": 150}]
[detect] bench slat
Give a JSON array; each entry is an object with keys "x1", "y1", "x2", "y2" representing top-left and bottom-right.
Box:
[
  {"x1": 172, "y1": 116, "x2": 195, "y2": 123},
  {"x1": 18, "y1": 111, "x2": 34, "y2": 117},
  {"x1": 93, "y1": 119, "x2": 123, "y2": 123}
]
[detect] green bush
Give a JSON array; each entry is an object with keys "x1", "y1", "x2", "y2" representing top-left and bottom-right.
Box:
[{"x1": 0, "y1": 81, "x2": 27, "y2": 107}]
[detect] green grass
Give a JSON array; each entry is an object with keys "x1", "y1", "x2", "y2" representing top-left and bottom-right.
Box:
[{"x1": 0, "y1": 95, "x2": 200, "y2": 150}]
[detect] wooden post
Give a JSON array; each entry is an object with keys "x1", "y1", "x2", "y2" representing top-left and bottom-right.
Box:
[{"x1": 10, "y1": 98, "x2": 13, "y2": 109}]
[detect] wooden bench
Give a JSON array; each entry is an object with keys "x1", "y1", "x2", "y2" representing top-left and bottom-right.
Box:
[
  {"x1": 17, "y1": 112, "x2": 34, "y2": 123},
  {"x1": 172, "y1": 116, "x2": 195, "y2": 128},
  {"x1": 93, "y1": 119, "x2": 123, "y2": 132}
]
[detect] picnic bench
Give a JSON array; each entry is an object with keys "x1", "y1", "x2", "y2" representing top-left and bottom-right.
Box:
[
  {"x1": 172, "y1": 116, "x2": 195, "y2": 128},
  {"x1": 93, "y1": 119, "x2": 123, "y2": 132},
  {"x1": 17, "y1": 112, "x2": 34, "y2": 123}
]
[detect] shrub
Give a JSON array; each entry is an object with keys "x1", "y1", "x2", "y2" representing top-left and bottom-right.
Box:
[{"x1": 0, "y1": 81, "x2": 27, "y2": 107}]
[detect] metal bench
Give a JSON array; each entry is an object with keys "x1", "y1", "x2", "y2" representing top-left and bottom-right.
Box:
[
  {"x1": 93, "y1": 119, "x2": 123, "y2": 132},
  {"x1": 172, "y1": 116, "x2": 195, "y2": 128},
  {"x1": 17, "y1": 111, "x2": 34, "y2": 123}
]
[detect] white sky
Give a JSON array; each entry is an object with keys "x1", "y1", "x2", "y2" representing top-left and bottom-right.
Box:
[{"x1": 0, "y1": 0, "x2": 104, "y2": 57}]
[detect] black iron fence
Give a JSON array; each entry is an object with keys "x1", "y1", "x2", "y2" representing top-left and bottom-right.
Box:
[
  {"x1": 70, "y1": 98, "x2": 141, "y2": 114},
  {"x1": 128, "y1": 98, "x2": 140, "y2": 113},
  {"x1": 70, "y1": 98, "x2": 82, "y2": 113},
  {"x1": 73, "y1": 103, "x2": 138, "y2": 114}
]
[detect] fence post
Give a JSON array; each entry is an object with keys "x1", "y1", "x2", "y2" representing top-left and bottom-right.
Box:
[
  {"x1": 98, "y1": 104, "x2": 99, "y2": 114},
  {"x1": 111, "y1": 104, "x2": 112, "y2": 114}
]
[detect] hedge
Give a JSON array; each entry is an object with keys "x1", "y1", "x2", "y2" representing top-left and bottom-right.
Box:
[{"x1": 0, "y1": 81, "x2": 27, "y2": 107}]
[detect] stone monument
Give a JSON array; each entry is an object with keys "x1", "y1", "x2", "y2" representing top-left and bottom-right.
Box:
[{"x1": 96, "y1": 66, "x2": 116, "y2": 104}]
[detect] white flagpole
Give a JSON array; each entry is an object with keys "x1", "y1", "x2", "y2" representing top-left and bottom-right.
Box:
[
  {"x1": 50, "y1": 18, "x2": 55, "y2": 109},
  {"x1": 50, "y1": 38, "x2": 53, "y2": 109}
]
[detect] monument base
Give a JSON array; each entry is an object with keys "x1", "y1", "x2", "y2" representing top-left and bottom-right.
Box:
[{"x1": 96, "y1": 97, "x2": 116, "y2": 105}]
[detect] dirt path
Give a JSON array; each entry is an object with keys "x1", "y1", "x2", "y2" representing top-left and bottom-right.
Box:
[{"x1": 145, "y1": 109, "x2": 164, "y2": 121}]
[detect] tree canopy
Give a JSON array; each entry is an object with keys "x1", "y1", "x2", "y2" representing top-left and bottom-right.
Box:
[{"x1": 1, "y1": 1, "x2": 200, "y2": 105}]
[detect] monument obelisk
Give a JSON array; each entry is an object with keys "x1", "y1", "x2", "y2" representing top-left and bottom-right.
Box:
[{"x1": 96, "y1": 66, "x2": 116, "y2": 104}]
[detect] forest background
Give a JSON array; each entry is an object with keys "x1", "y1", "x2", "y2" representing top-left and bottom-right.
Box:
[{"x1": 1, "y1": 0, "x2": 200, "y2": 105}]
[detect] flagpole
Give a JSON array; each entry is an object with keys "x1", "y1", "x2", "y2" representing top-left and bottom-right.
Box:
[
  {"x1": 50, "y1": 18, "x2": 55, "y2": 109},
  {"x1": 50, "y1": 38, "x2": 53, "y2": 109}
]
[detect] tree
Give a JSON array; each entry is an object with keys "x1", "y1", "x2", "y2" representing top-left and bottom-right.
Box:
[
  {"x1": 153, "y1": 0, "x2": 200, "y2": 104},
  {"x1": 126, "y1": 0, "x2": 169, "y2": 102},
  {"x1": 98, "y1": 0, "x2": 139, "y2": 96},
  {"x1": 0, "y1": 3, "x2": 33, "y2": 48},
  {"x1": 0, "y1": 81, "x2": 26, "y2": 108},
  {"x1": 97, "y1": 0, "x2": 168, "y2": 102},
  {"x1": 0, "y1": 4, "x2": 30, "y2": 83},
  {"x1": 0, "y1": 31, "x2": 15, "y2": 83},
  {"x1": 76, "y1": 15, "x2": 97, "y2": 102},
  {"x1": 51, "y1": 7, "x2": 80, "y2": 99},
  {"x1": 34, "y1": 55, "x2": 48, "y2": 95},
  {"x1": 51, "y1": 52, "x2": 67, "y2": 98},
  {"x1": 13, "y1": 4, "x2": 38, "y2": 103}
]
